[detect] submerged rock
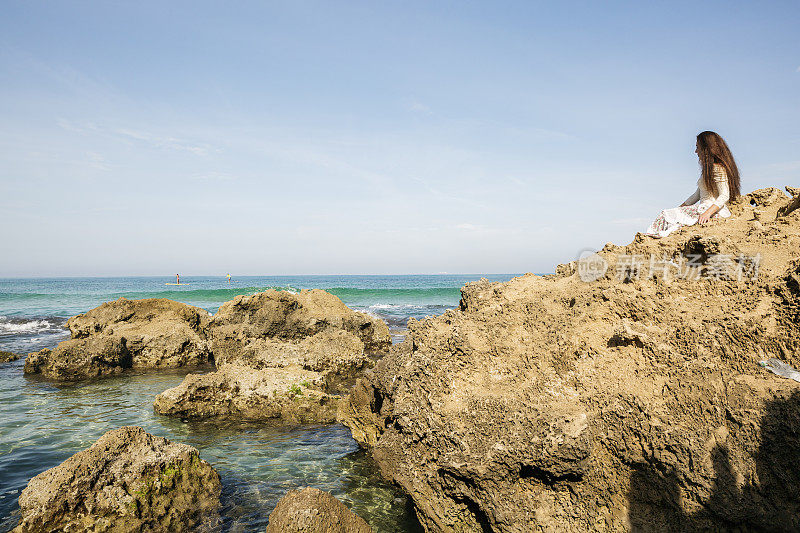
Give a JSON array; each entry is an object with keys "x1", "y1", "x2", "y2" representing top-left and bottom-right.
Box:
[
  {"x1": 340, "y1": 188, "x2": 800, "y2": 532},
  {"x1": 13, "y1": 426, "x2": 221, "y2": 532},
  {"x1": 0, "y1": 350, "x2": 20, "y2": 364},
  {"x1": 24, "y1": 298, "x2": 212, "y2": 380},
  {"x1": 265, "y1": 487, "x2": 373, "y2": 533}
]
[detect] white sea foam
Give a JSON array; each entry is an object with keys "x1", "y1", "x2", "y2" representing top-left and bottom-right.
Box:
[
  {"x1": 367, "y1": 304, "x2": 425, "y2": 310},
  {"x1": 0, "y1": 318, "x2": 62, "y2": 336}
]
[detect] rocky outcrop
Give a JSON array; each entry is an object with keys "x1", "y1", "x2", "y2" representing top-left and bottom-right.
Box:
[
  {"x1": 265, "y1": 487, "x2": 373, "y2": 533},
  {"x1": 13, "y1": 426, "x2": 221, "y2": 532},
  {"x1": 24, "y1": 298, "x2": 212, "y2": 380},
  {"x1": 209, "y1": 289, "x2": 391, "y2": 358},
  {"x1": 154, "y1": 291, "x2": 389, "y2": 423},
  {"x1": 24, "y1": 290, "x2": 390, "y2": 385},
  {"x1": 0, "y1": 350, "x2": 21, "y2": 363},
  {"x1": 339, "y1": 188, "x2": 800, "y2": 532}
]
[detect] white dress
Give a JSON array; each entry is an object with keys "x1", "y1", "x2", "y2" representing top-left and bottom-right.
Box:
[{"x1": 644, "y1": 164, "x2": 731, "y2": 238}]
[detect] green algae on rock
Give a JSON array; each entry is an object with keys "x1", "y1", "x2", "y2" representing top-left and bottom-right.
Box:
[
  {"x1": 0, "y1": 350, "x2": 20, "y2": 364},
  {"x1": 13, "y1": 426, "x2": 221, "y2": 532},
  {"x1": 154, "y1": 299, "x2": 385, "y2": 424}
]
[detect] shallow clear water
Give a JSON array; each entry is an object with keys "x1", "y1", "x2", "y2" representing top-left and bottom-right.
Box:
[
  {"x1": 0, "y1": 275, "x2": 521, "y2": 532},
  {"x1": 0, "y1": 361, "x2": 422, "y2": 532}
]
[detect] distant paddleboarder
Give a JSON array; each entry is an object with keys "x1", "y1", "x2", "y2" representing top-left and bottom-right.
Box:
[
  {"x1": 176, "y1": 273, "x2": 180, "y2": 285},
  {"x1": 226, "y1": 273, "x2": 232, "y2": 283}
]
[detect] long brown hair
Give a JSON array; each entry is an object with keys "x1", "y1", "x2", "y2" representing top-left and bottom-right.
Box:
[{"x1": 696, "y1": 131, "x2": 741, "y2": 199}]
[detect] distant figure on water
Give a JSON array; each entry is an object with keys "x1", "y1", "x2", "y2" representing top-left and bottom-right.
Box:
[
  {"x1": 644, "y1": 131, "x2": 741, "y2": 238},
  {"x1": 226, "y1": 273, "x2": 232, "y2": 283},
  {"x1": 176, "y1": 273, "x2": 180, "y2": 285}
]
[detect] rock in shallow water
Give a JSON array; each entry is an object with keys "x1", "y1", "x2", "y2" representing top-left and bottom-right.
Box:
[
  {"x1": 153, "y1": 364, "x2": 341, "y2": 423},
  {"x1": 24, "y1": 298, "x2": 212, "y2": 380},
  {"x1": 208, "y1": 288, "x2": 391, "y2": 358},
  {"x1": 23, "y1": 289, "x2": 390, "y2": 385},
  {"x1": 155, "y1": 292, "x2": 389, "y2": 424},
  {"x1": 0, "y1": 350, "x2": 20, "y2": 364},
  {"x1": 265, "y1": 487, "x2": 373, "y2": 533},
  {"x1": 13, "y1": 426, "x2": 221, "y2": 532}
]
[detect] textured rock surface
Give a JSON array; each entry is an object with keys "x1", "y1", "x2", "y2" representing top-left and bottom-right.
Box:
[
  {"x1": 210, "y1": 328, "x2": 373, "y2": 392},
  {"x1": 340, "y1": 188, "x2": 800, "y2": 532},
  {"x1": 24, "y1": 298, "x2": 212, "y2": 380},
  {"x1": 0, "y1": 350, "x2": 21, "y2": 363},
  {"x1": 209, "y1": 288, "x2": 391, "y2": 358},
  {"x1": 153, "y1": 364, "x2": 340, "y2": 423},
  {"x1": 13, "y1": 426, "x2": 221, "y2": 532},
  {"x1": 24, "y1": 290, "x2": 389, "y2": 385},
  {"x1": 265, "y1": 487, "x2": 373, "y2": 533},
  {"x1": 155, "y1": 291, "x2": 389, "y2": 423}
]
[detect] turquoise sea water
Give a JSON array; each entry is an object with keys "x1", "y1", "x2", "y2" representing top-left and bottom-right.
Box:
[{"x1": 0, "y1": 275, "x2": 518, "y2": 532}]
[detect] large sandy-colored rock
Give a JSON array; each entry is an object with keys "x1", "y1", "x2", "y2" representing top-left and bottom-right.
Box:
[
  {"x1": 24, "y1": 336, "x2": 131, "y2": 380},
  {"x1": 211, "y1": 329, "x2": 372, "y2": 391},
  {"x1": 24, "y1": 298, "x2": 212, "y2": 380},
  {"x1": 154, "y1": 331, "x2": 367, "y2": 422},
  {"x1": 340, "y1": 188, "x2": 800, "y2": 532},
  {"x1": 209, "y1": 288, "x2": 391, "y2": 358},
  {"x1": 155, "y1": 292, "x2": 388, "y2": 423},
  {"x1": 153, "y1": 364, "x2": 340, "y2": 423},
  {"x1": 265, "y1": 487, "x2": 373, "y2": 533},
  {"x1": 24, "y1": 290, "x2": 390, "y2": 384},
  {"x1": 13, "y1": 426, "x2": 221, "y2": 532}
]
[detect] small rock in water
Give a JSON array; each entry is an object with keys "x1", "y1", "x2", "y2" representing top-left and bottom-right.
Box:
[
  {"x1": 13, "y1": 426, "x2": 221, "y2": 532},
  {"x1": 265, "y1": 487, "x2": 373, "y2": 533},
  {"x1": 0, "y1": 351, "x2": 20, "y2": 364}
]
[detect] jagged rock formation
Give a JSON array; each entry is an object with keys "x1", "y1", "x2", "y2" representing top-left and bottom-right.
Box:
[
  {"x1": 339, "y1": 188, "x2": 800, "y2": 532},
  {"x1": 13, "y1": 426, "x2": 221, "y2": 532},
  {"x1": 209, "y1": 289, "x2": 391, "y2": 358},
  {"x1": 0, "y1": 350, "x2": 20, "y2": 364},
  {"x1": 265, "y1": 487, "x2": 373, "y2": 533},
  {"x1": 155, "y1": 292, "x2": 389, "y2": 423},
  {"x1": 24, "y1": 290, "x2": 390, "y2": 390},
  {"x1": 24, "y1": 298, "x2": 212, "y2": 380}
]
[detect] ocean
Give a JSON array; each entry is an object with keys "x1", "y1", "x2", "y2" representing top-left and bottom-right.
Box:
[{"x1": 0, "y1": 274, "x2": 518, "y2": 532}]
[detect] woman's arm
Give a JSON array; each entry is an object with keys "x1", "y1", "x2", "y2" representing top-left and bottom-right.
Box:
[
  {"x1": 698, "y1": 204, "x2": 720, "y2": 224},
  {"x1": 681, "y1": 187, "x2": 700, "y2": 206},
  {"x1": 699, "y1": 166, "x2": 730, "y2": 223}
]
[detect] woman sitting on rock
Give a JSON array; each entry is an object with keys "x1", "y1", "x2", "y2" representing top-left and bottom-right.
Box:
[{"x1": 645, "y1": 131, "x2": 741, "y2": 238}]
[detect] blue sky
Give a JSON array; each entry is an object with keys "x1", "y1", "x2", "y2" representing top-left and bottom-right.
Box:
[{"x1": 1, "y1": 1, "x2": 798, "y2": 276}]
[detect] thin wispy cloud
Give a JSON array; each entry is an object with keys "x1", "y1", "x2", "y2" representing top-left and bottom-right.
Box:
[
  {"x1": 56, "y1": 120, "x2": 213, "y2": 156},
  {"x1": 114, "y1": 128, "x2": 211, "y2": 156},
  {"x1": 405, "y1": 98, "x2": 431, "y2": 114},
  {"x1": 455, "y1": 223, "x2": 481, "y2": 231},
  {"x1": 190, "y1": 172, "x2": 236, "y2": 182},
  {"x1": 85, "y1": 151, "x2": 110, "y2": 171}
]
